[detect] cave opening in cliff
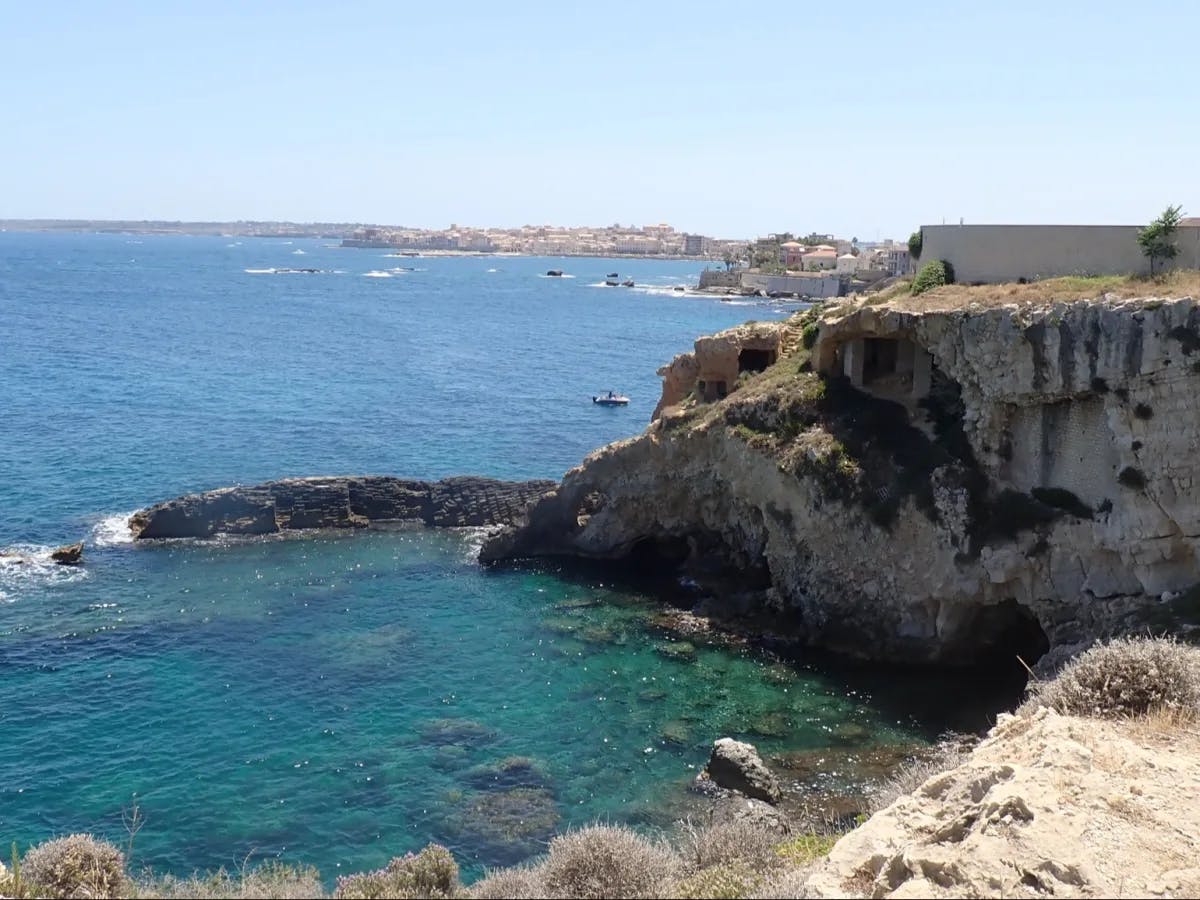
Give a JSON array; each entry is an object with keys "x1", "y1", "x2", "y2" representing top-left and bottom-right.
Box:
[
  {"x1": 624, "y1": 535, "x2": 692, "y2": 575},
  {"x1": 698, "y1": 379, "x2": 727, "y2": 402},
  {"x1": 738, "y1": 348, "x2": 776, "y2": 374},
  {"x1": 963, "y1": 599, "x2": 1050, "y2": 678},
  {"x1": 862, "y1": 338, "x2": 900, "y2": 384}
]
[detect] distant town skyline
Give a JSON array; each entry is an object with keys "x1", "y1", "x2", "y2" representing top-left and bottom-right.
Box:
[{"x1": 2, "y1": 0, "x2": 1196, "y2": 238}]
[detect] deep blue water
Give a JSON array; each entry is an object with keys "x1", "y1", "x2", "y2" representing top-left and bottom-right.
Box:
[{"x1": 0, "y1": 233, "x2": 998, "y2": 880}]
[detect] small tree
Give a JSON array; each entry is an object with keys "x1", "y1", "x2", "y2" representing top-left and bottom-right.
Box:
[
  {"x1": 907, "y1": 230, "x2": 923, "y2": 261},
  {"x1": 1137, "y1": 205, "x2": 1184, "y2": 275}
]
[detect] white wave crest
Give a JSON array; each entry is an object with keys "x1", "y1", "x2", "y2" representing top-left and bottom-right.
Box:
[
  {"x1": 362, "y1": 270, "x2": 394, "y2": 278},
  {"x1": 245, "y1": 268, "x2": 276, "y2": 274},
  {"x1": 91, "y1": 512, "x2": 137, "y2": 547},
  {"x1": 0, "y1": 545, "x2": 89, "y2": 601}
]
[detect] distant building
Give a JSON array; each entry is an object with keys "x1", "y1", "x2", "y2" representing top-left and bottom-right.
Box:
[
  {"x1": 682, "y1": 233, "x2": 708, "y2": 255},
  {"x1": 801, "y1": 248, "x2": 838, "y2": 271},
  {"x1": 836, "y1": 253, "x2": 860, "y2": 274},
  {"x1": 780, "y1": 241, "x2": 805, "y2": 268},
  {"x1": 886, "y1": 246, "x2": 911, "y2": 276}
]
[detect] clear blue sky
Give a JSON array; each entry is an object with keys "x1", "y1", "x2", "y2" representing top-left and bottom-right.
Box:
[{"x1": 3, "y1": 0, "x2": 1196, "y2": 239}]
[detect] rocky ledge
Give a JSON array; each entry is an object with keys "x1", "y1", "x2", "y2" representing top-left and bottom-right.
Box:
[
  {"x1": 483, "y1": 293, "x2": 1200, "y2": 667},
  {"x1": 804, "y1": 706, "x2": 1200, "y2": 898},
  {"x1": 130, "y1": 475, "x2": 557, "y2": 540}
]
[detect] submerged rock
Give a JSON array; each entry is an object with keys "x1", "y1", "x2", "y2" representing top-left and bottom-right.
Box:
[
  {"x1": 440, "y1": 787, "x2": 560, "y2": 865},
  {"x1": 461, "y1": 756, "x2": 553, "y2": 792},
  {"x1": 418, "y1": 718, "x2": 498, "y2": 748},
  {"x1": 654, "y1": 640, "x2": 697, "y2": 662},
  {"x1": 659, "y1": 720, "x2": 692, "y2": 746},
  {"x1": 702, "y1": 737, "x2": 782, "y2": 804},
  {"x1": 710, "y1": 795, "x2": 792, "y2": 835}
]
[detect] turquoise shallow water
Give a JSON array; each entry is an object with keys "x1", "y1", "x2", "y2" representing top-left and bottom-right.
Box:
[{"x1": 0, "y1": 234, "x2": 1008, "y2": 880}]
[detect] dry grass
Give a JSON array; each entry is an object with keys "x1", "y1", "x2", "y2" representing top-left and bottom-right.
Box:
[
  {"x1": 865, "y1": 743, "x2": 969, "y2": 814},
  {"x1": 677, "y1": 819, "x2": 782, "y2": 872},
  {"x1": 136, "y1": 861, "x2": 324, "y2": 899},
  {"x1": 874, "y1": 269, "x2": 1200, "y2": 313}
]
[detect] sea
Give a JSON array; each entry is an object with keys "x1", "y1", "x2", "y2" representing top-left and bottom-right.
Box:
[{"x1": 0, "y1": 233, "x2": 1011, "y2": 881}]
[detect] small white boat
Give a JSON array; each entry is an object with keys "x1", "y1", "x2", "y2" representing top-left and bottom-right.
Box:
[{"x1": 593, "y1": 391, "x2": 630, "y2": 406}]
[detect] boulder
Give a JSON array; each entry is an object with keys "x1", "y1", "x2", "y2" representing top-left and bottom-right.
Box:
[
  {"x1": 703, "y1": 737, "x2": 782, "y2": 804},
  {"x1": 50, "y1": 542, "x2": 83, "y2": 565},
  {"x1": 710, "y1": 796, "x2": 792, "y2": 835}
]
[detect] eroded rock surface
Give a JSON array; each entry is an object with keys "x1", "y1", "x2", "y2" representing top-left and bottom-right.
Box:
[
  {"x1": 130, "y1": 475, "x2": 556, "y2": 539},
  {"x1": 803, "y1": 708, "x2": 1200, "y2": 898}
]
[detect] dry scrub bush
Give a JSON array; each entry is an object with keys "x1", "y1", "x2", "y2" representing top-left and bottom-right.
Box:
[
  {"x1": 1028, "y1": 636, "x2": 1200, "y2": 719},
  {"x1": 333, "y1": 844, "x2": 460, "y2": 899},
  {"x1": 540, "y1": 825, "x2": 680, "y2": 899},
  {"x1": 19, "y1": 834, "x2": 129, "y2": 899},
  {"x1": 677, "y1": 819, "x2": 782, "y2": 872},
  {"x1": 465, "y1": 864, "x2": 547, "y2": 899},
  {"x1": 136, "y1": 861, "x2": 324, "y2": 899}
]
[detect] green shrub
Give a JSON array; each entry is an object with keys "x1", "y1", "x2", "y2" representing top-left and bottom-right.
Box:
[
  {"x1": 910, "y1": 260, "x2": 954, "y2": 295},
  {"x1": 801, "y1": 323, "x2": 819, "y2": 349},
  {"x1": 333, "y1": 844, "x2": 460, "y2": 899},
  {"x1": 1028, "y1": 636, "x2": 1200, "y2": 719},
  {"x1": 670, "y1": 861, "x2": 763, "y2": 899},
  {"x1": 774, "y1": 832, "x2": 840, "y2": 866},
  {"x1": 907, "y1": 230, "x2": 923, "y2": 261},
  {"x1": 540, "y1": 825, "x2": 680, "y2": 900},
  {"x1": 20, "y1": 834, "x2": 128, "y2": 899}
]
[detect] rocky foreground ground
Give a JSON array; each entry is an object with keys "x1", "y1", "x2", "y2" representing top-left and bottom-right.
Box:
[{"x1": 805, "y1": 707, "x2": 1200, "y2": 898}]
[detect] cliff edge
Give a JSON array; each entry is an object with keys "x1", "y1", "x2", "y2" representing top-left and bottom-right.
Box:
[
  {"x1": 804, "y1": 635, "x2": 1200, "y2": 898},
  {"x1": 483, "y1": 292, "x2": 1200, "y2": 666}
]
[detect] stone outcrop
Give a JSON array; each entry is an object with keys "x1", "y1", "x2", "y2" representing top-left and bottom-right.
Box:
[
  {"x1": 653, "y1": 321, "x2": 801, "y2": 418},
  {"x1": 50, "y1": 542, "x2": 84, "y2": 565},
  {"x1": 130, "y1": 476, "x2": 556, "y2": 540},
  {"x1": 803, "y1": 707, "x2": 1200, "y2": 898},
  {"x1": 701, "y1": 737, "x2": 783, "y2": 804},
  {"x1": 483, "y1": 295, "x2": 1200, "y2": 665}
]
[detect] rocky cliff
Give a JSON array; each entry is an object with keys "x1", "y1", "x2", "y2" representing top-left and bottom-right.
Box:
[
  {"x1": 130, "y1": 475, "x2": 556, "y2": 539},
  {"x1": 482, "y1": 294, "x2": 1200, "y2": 666},
  {"x1": 802, "y1": 706, "x2": 1200, "y2": 898}
]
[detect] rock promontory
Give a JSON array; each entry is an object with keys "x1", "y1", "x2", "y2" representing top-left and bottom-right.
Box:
[
  {"x1": 130, "y1": 475, "x2": 556, "y2": 540},
  {"x1": 483, "y1": 290, "x2": 1200, "y2": 666}
]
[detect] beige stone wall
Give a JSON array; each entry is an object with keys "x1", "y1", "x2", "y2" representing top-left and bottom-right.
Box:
[{"x1": 920, "y1": 224, "x2": 1200, "y2": 284}]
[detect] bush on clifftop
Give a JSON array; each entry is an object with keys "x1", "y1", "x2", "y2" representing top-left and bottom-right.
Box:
[
  {"x1": 1028, "y1": 636, "x2": 1200, "y2": 719},
  {"x1": 540, "y1": 825, "x2": 680, "y2": 899},
  {"x1": 19, "y1": 834, "x2": 129, "y2": 899},
  {"x1": 911, "y1": 259, "x2": 954, "y2": 295}
]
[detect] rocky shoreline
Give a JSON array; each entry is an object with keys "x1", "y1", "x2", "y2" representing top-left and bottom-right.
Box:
[{"x1": 128, "y1": 474, "x2": 557, "y2": 539}]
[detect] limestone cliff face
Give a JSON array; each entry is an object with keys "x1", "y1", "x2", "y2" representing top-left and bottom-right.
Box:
[{"x1": 482, "y1": 296, "x2": 1200, "y2": 665}]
